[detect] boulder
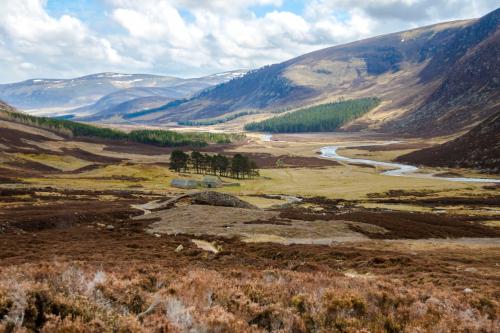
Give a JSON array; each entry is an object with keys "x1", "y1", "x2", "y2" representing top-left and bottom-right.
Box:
[
  {"x1": 189, "y1": 191, "x2": 257, "y2": 209},
  {"x1": 150, "y1": 191, "x2": 258, "y2": 211}
]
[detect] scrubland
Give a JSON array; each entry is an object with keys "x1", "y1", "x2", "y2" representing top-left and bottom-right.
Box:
[{"x1": 1, "y1": 128, "x2": 499, "y2": 332}]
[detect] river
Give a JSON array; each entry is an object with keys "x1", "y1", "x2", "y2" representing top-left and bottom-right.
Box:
[{"x1": 261, "y1": 134, "x2": 500, "y2": 183}]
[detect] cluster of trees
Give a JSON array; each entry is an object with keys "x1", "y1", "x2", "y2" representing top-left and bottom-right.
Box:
[
  {"x1": 178, "y1": 110, "x2": 258, "y2": 126},
  {"x1": 244, "y1": 98, "x2": 380, "y2": 133},
  {"x1": 0, "y1": 107, "x2": 243, "y2": 148},
  {"x1": 169, "y1": 150, "x2": 259, "y2": 179},
  {"x1": 127, "y1": 130, "x2": 243, "y2": 147}
]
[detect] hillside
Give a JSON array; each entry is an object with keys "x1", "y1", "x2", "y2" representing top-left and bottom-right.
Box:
[
  {"x1": 397, "y1": 111, "x2": 500, "y2": 174},
  {"x1": 0, "y1": 101, "x2": 242, "y2": 148},
  {"x1": 127, "y1": 63, "x2": 314, "y2": 123},
  {"x1": 130, "y1": 8, "x2": 499, "y2": 137},
  {"x1": 387, "y1": 10, "x2": 500, "y2": 135},
  {"x1": 69, "y1": 87, "x2": 180, "y2": 121}
]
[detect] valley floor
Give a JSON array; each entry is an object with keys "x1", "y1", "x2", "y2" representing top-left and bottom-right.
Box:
[{"x1": 1, "y1": 126, "x2": 499, "y2": 332}]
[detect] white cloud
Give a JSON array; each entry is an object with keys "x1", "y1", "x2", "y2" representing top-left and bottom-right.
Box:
[
  {"x1": 106, "y1": 0, "x2": 375, "y2": 76},
  {"x1": 0, "y1": 0, "x2": 498, "y2": 83},
  {"x1": 0, "y1": 0, "x2": 140, "y2": 81}
]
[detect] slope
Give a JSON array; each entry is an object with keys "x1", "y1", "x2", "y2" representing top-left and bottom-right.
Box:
[
  {"x1": 131, "y1": 8, "x2": 499, "y2": 138},
  {"x1": 387, "y1": 9, "x2": 500, "y2": 135},
  {"x1": 0, "y1": 101, "x2": 242, "y2": 150},
  {"x1": 397, "y1": 111, "x2": 500, "y2": 174}
]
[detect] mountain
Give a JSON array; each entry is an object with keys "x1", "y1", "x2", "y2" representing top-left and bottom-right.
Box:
[
  {"x1": 130, "y1": 8, "x2": 499, "y2": 136},
  {"x1": 74, "y1": 70, "x2": 248, "y2": 122},
  {"x1": 0, "y1": 70, "x2": 247, "y2": 119},
  {"x1": 0, "y1": 73, "x2": 180, "y2": 110},
  {"x1": 397, "y1": 110, "x2": 500, "y2": 174}
]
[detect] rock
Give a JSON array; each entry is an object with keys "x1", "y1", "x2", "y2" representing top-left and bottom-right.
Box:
[
  {"x1": 106, "y1": 225, "x2": 115, "y2": 230},
  {"x1": 189, "y1": 191, "x2": 258, "y2": 209},
  {"x1": 150, "y1": 191, "x2": 258, "y2": 211},
  {"x1": 464, "y1": 267, "x2": 478, "y2": 273},
  {"x1": 191, "y1": 239, "x2": 221, "y2": 254},
  {"x1": 464, "y1": 288, "x2": 473, "y2": 294},
  {"x1": 175, "y1": 245, "x2": 184, "y2": 252}
]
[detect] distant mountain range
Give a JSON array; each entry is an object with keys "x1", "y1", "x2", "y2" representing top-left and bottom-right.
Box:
[
  {"x1": 127, "y1": 8, "x2": 499, "y2": 137},
  {"x1": 0, "y1": 70, "x2": 247, "y2": 120}
]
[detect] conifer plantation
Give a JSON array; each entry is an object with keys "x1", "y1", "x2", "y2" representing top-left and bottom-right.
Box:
[{"x1": 245, "y1": 98, "x2": 380, "y2": 133}]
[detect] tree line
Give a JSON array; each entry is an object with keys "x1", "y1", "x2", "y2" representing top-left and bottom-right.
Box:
[
  {"x1": 0, "y1": 107, "x2": 243, "y2": 147},
  {"x1": 244, "y1": 97, "x2": 380, "y2": 133},
  {"x1": 169, "y1": 150, "x2": 259, "y2": 179}
]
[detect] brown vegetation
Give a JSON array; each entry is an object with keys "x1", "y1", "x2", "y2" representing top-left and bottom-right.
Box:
[
  {"x1": 0, "y1": 262, "x2": 498, "y2": 332},
  {"x1": 1, "y1": 100, "x2": 500, "y2": 331},
  {"x1": 0, "y1": 185, "x2": 499, "y2": 332}
]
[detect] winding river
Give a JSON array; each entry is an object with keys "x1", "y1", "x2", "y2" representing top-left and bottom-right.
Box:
[{"x1": 262, "y1": 134, "x2": 500, "y2": 183}]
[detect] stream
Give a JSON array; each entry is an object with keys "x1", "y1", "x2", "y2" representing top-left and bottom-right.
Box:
[{"x1": 262, "y1": 134, "x2": 500, "y2": 183}]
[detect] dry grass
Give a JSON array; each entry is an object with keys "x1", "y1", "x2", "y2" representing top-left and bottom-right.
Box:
[
  {"x1": 238, "y1": 196, "x2": 288, "y2": 209},
  {"x1": 336, "y1": 147, "x2": 418, "y2": 163},
  {"x1": 0, "y1": 262, "x2": 498, "y2": 332},
  {"x1": 14, "y1": 153, "x2": 92, "y2": 172},
  {"x1": 220, "y1": 166, "x2": 472, "y2": 200}
]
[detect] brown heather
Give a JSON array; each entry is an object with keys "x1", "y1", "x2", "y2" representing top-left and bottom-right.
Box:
[{"x1": 0, "y1": 262, "x2": 498, "y2": 333}]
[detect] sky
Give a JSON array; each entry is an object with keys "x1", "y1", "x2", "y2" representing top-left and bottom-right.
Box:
[{"x1": 0, "y1": 0, "x2": 498, "y2": 83}]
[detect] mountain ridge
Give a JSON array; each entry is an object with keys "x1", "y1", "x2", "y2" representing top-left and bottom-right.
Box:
[{"x1": 129, "y1": 9, "x2": 499, "y2": 138}]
